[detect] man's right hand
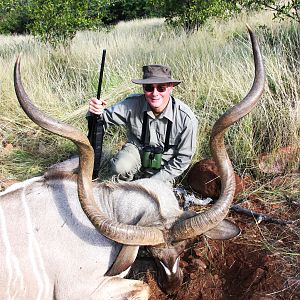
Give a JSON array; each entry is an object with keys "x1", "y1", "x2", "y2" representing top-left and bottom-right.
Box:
[{"x1": 88, "y1": 97, "x2": 107, "y2": 115}]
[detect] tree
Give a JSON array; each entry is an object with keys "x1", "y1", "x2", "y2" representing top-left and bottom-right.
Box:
[
  {"x1": 0, "y1": 0, "x2": 32, "y2": 34},
  {"x1": 27, "y1": 0, "x2": 106, "y2": 47},
  {"x1": 0, "y1": 0, "x2": 107, "y2": 47},
  {"x1": 237, "y1": 0, "x2": 300, "y2": 24},
  {"x1": 0, "y1": 0, "x2": 160, "y2": 46},
  {"x1": 102, "y1": 0, "x2": 160, "y2": 25},
  {"x1": 150, "y1": 0, "x2": 240, "y2": 32}
]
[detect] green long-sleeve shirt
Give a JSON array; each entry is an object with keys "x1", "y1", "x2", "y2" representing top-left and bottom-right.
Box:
[{"x1": 92, "y1": 94, "x2": 198, "y2": 182}]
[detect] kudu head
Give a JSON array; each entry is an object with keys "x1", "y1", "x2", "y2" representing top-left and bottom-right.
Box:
[{"x1": 14, "y1": 27, "x2": 264, "y2": 295}]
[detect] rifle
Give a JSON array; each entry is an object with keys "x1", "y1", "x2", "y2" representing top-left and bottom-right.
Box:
[{"x1": 88, "y1": 49, "x2": 106, "y2": 179}]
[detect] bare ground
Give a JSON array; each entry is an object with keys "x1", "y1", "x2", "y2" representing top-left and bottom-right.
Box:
[{"x1": 130, "y1": 175, "x2": 300, "y2": 300}]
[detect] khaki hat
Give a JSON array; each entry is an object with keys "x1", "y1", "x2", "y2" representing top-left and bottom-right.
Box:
[{"x1": 132, "y1": 64, "x2": 181, "y2": 86}]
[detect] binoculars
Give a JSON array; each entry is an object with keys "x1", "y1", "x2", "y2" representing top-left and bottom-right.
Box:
[{"x1": 142, "y1": 145, "x2": 163, "y2": 169}]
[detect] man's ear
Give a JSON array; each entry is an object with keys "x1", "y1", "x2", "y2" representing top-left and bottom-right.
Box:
[{"x1": 168, "y1": 83, "x2": 174, "y2": 91}]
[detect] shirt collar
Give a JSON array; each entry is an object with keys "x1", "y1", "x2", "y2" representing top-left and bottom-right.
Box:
[{"x1": 142, "y1": 96, "x2": 174, "y2": 121}]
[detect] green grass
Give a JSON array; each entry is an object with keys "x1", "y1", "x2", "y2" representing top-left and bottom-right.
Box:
[{"x1": 0, "y1": 12, "x2": 299, "y2": 181}]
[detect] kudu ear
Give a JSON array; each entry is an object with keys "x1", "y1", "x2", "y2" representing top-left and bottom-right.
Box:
[
  {"x1": 105, "y1": 245, "x2": 139, "y2": 276},
  {"x1": 204, "y1": 219, "x2": 241, "y2": 240}
]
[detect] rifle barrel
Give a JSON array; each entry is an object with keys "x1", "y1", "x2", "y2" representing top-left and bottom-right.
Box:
[{"x1": 97, "y1": 49, "x2": 106, "y2": 100}]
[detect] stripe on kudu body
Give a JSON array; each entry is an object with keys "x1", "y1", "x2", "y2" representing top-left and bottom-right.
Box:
[
  {"x1": 21, "y1": 187, "x2": 50, "y2": 299},
  {"x1": 0, "y1": 204, "x2": 25, "y2": 299},
  {"x1": 0, "y1": 177, "x2": 51, "y2": 299}
]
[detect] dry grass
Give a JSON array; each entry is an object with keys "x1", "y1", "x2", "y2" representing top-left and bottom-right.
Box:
[{"x1": 0, "y1": 11, "x2": 299, "y2": 181}]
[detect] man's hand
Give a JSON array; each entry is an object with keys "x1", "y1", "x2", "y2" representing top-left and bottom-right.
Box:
[{"x1": 89, "y1": 97, "x2": 107, "y2": 115}]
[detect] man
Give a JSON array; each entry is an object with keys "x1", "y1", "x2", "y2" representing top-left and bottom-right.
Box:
[{"x1": 88, "y1": 64, "x2": 198, "y2": 184}]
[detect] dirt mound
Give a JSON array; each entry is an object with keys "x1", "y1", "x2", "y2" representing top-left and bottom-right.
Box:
[{"x1": 130, "y1": 211, "x2": 299, "y2": 300}]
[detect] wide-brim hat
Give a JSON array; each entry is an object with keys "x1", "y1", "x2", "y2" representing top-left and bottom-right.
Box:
[{"x1": 132, "y1": 64, "x2": 181, "y2": 86}]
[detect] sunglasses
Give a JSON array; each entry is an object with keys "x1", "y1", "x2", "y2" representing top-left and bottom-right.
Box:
[{"x1": 143, "y1": 84, "x2": 168, "y2": 93}]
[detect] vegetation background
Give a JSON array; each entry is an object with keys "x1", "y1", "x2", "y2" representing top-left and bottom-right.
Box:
[
  {"x1": 0, "y1": 9, "x2": 299, "y2": 181},
  {"x1": 0, "y1": 1, "x2": 299, "y2": 298}
]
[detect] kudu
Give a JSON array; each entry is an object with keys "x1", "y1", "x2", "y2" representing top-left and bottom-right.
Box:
[{"x1": 0, "y1": 28, "x2": 264, "y2": 299}]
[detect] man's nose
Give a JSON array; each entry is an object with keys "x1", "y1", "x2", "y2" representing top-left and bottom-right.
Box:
[{"x1": 152, "y1": 87, "x2": 159, "y2": 95}]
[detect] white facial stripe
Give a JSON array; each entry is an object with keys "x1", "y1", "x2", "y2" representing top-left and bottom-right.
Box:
[
  {"x1": 160, "y1": 257, "x2": 180, "y2": 276},
  {"x1": 159, "y1": 261, "x2": 171, "y2": 276},
  {"x1": 172, "y1": 257, "x2": 179, "y2": 274}
]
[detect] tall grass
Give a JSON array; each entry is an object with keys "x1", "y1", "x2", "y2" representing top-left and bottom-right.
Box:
[{"x1": 0, "y1": 13, "x2": 299, "y2": 180}]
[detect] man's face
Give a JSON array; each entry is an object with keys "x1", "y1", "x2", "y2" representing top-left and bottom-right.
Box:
[{"x1": 143, "y1": 83, "x2": 174, "y2": 114}]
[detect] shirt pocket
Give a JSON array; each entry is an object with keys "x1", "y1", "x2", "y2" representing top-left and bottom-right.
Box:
[
  {"x1": 158, "y1": 130, "x2": 179, "y2": 146},
  {"x1": 163, "y1": 136, "x2": 179, "y2": 160}
]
